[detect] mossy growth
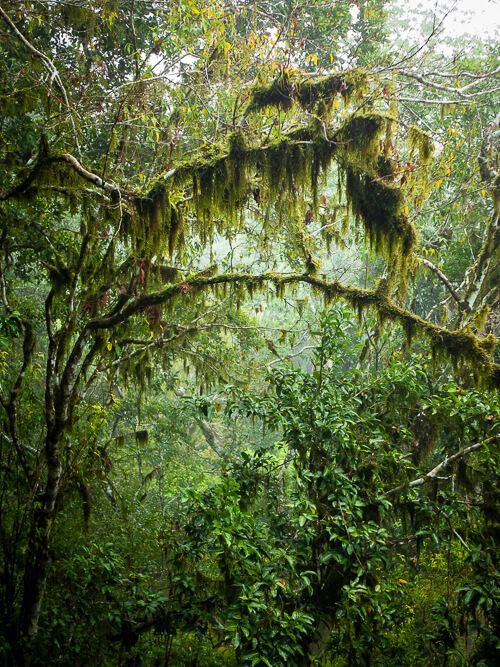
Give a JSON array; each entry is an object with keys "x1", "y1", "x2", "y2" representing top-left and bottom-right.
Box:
[
  {"x1": 127, "y1": 268, "x2": 498, "y2": 387},
  {"x1": 134, "y1": 185, "x2": 184, "y2": 259},
  {"x1": 332, "y1": 112, "x2": 418, "y2": 283},
  {"x1": 248, "y1": 69, "x2": 295, "y2": 112},
  {"x1": 428, "y1": 329, "x2": 498, "y2": 387},
  {"x1": 336, "y1": 113, "x2": 389, "y2": 166},
  {"x1": 406, "y1": 125, "x2": 435, "y2": 205},
  {"x1": 408, "y1": 125, "x2": 434, "y2": 165},
  {"x1": 296, "y1": 74, "x2": 346, "y2": 113},
  {"x1": 132, "y1": 109, "x2": 418, "y2": 281},
  {"x1": 168, "y1": 125, "x2": 339, "y2": 234},
  {"x1": 374, "y1": 296, "x2": 499, "y2": 387},
  {"x1": 247, "y1": 68, "x2": 369, "y2": 116},
  {"x1": 345, "y1": 166, "x2": 416, "y2": 260}
]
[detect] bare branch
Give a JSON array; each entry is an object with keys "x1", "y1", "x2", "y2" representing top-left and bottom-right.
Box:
[
  {"x1": 400, "y1": 68, "x2": 500, "y2": 99},
  {"x1": 387, "y1": 441, "x2": 490, "y2": 496},
  {"x1": 419, "y1": 257, "x2": 470, "y2": 312}
]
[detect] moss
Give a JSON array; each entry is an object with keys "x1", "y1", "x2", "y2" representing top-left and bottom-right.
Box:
[
  {"x1": 337, "y1": 112, "x2": 387, "y2": 163},
  {"x1": 247, "y1": 69, "x2": 369, "y2": 116},
  {"x1": 296, "y1": 74, "x2": 345, "y2": 111},
  {"x1": 248, "y1": 70, "x2": 294, "y2": 112},
  {"x1": 133, "y1": 183, "x2": 185, "y2": 260},
  {"x1": 131, "y1": 269, "x2": 498, "y2": 387},
  {"x1": 376, "y1": 155, "x2": 398, "y2": 180},
  {"x1": 405, "y1": 125, "x2": 435, "y2": 205},
  {"x1": 135, "y1": 429, "x2": 148, "y2": 444},
  {"x1": 472, "y1": 304, "x2": 491, "y2": 333},
  {"x1": 408, "y1": 125, "x2": 434, "y2": 164},
  {"x1": 428, "y1": 329, "x2": 496, "y2": 366},
  {"x1": 168, "y1": 203, "x2": 183, "y2": 257},
  {"x1": 345, "y1": 166, "x2": 417, "y2": 257},
  {"x1": 335, "y1": 113, "x2": 419, "y2": 278},
  {"x1": 308, "y1": 275, "x2": 498, "y2": 387},
  {"x1": 128, "y1": 109, "x2": 417, "y2": 281}
]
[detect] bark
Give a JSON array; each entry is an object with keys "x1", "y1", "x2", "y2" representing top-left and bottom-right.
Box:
[
  {"x1": 461, "y1": 212, "x2": 499, "y2": 318},
  {"x1": 458, "y1": 115, "x2": 500, "y2": 326},
  {"x1": 307, "y1": 618, "x2": 334, "y2": 664},
  {"x1": 20, "y1": 431, "x2": 62, "y2": 644},
  {"x1": 16, "y1": 295, "x2": 94, "y2": 654}
]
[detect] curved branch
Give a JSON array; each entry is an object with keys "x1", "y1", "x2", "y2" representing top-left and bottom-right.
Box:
[
  {"x1": 85, "y1": 270, "x2": 498, "y2": 386},
  {"x1": 0, "y1": 155, "x2": 127, "y2": 202},
  {"x1": 400, "y1": 68, "x2": 500, "y2": 99}
]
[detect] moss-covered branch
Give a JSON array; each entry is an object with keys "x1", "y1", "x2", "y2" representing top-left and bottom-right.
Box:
[
  {"x1": 3, "y1": 106, "x2": 418, "y2": 273},
  {"x1": 0, "y1": 155, "x2": 132, "y2": 202},
  {"x1": 87, "y1": 270, "x2": 498, "y2": 387},
  {"x1": 139, "y1": 112, "x2": 417, "y2": 266},
  {"x1": 246, "y1": 68, "x2": 369, "y2": 114}
]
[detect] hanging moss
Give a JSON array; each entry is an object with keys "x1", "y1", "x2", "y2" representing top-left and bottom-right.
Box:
[
  {"x1": 296, "y1": 74, "x2": 346, "y2": 111},
  {"x1": 248, "y1": 69, "x2": 295, "y2": 112},
  {"x1": 124, "y1": 267, "x2": 498, "y2": 387},
  {"x1": 428, "y1": 329, "x2": 496, "y2": 368},
  {"x1": 127, "y1": 110, "x2": 419, "y2": 282},
  {"x1": 134, "y1": 183, "x2": 185, "y2": 259},
  {"x1": 345, "y1": 165, "x2": 416, "y2": 258},
  {"x1": 168, "y1": 203, "x2": 183, "y2": 257},
  {"x1": 408, "y1": 125, "x2": 434, "y2": 164},
  {"x1": 247, "y1": 69, "x2": 369, "y2": 116},
  {"x1": 336, "y1": 113, "x2": 388, "y2": 165},
  {"x1": 135, "y1": 429, "x2": 148, "y2": 444},
  {"x1": 376, "y1": 154, "x2": 398, "y2": 180}
]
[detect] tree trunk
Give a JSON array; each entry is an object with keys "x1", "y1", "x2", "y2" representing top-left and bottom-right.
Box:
[
  {"x1": 19, "y1": 431, "x2": 62, "y2": 651},
  {"x1": 306, "y1": 617, "x2": 334, "y2": 665}
]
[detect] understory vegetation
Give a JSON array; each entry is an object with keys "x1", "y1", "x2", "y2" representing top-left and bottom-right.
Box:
[{"x1": 0, "y1": 0, "x2": 498, "y2": 665}]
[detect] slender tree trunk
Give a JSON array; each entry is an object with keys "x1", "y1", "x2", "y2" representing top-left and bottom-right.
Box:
[
  {"x1": 19, "y1": 430, "x2": 62, "y2": 649},
  {"x1": 306, "y1": 618, "x2": 334, "y2": 665}
]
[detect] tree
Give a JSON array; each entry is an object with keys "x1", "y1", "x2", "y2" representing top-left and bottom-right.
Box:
[{"x1": 0, "y1": 0, "x2": 498, "y2": 663}]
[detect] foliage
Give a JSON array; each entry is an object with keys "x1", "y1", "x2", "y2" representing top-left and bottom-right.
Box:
[{"x1": 0, "y1": 0, "x2": 498, "y2": 665}]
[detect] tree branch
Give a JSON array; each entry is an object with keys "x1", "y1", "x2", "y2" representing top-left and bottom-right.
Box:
[
  {"x1": 400, "y1": 68, "x2": 500, "y2": 99},
  {"x1": 83, "y1": 270, "x2": 498, "y2": 386},
  {"x1": 419, "y1": 257, "x2": 470, "y2": 311},
  {"x1": 0, "y1": 4, "x2": 81, "y2": 156},
  {"x1": 386, "y1": 441, "x2": 490, "y2": 496}
]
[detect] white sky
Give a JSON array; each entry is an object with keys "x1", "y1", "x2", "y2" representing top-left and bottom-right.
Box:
[{"x1": 389, "y1": 0, "x2": 500, "y2": 39}]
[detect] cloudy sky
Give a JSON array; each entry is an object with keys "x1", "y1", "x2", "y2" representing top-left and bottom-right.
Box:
[{"x1": 390, "y1": 0, "x2": 499, "y2": 39}]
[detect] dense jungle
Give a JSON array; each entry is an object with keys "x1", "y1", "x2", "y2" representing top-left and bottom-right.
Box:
[{"x1": 0, "y1": 0, "x2": 499, "y2": 664}]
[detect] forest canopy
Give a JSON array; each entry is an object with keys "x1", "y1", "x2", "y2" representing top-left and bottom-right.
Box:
[{"x1": 0, "y1": 0, "x2": 498, "y2": 665}]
